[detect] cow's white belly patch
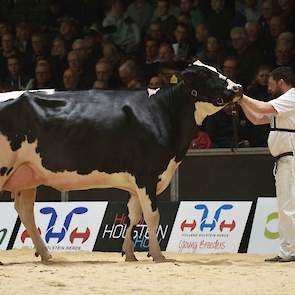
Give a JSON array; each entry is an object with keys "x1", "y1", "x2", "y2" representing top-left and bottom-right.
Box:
[{"x1": 1, "y1": 137, "x2": 179, "y2": 196}]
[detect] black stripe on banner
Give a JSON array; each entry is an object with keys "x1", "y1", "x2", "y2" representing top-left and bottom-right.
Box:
[{"x1": 7, "y1": 216, "x2": 21, "y2": 250}]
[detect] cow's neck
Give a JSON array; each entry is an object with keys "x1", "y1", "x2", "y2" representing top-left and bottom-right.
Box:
[{"x1": 154, "y1": 81, "x2": 197, "y2": 163}]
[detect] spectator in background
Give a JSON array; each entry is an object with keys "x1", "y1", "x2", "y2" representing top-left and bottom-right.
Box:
[
  {"x1": 246, "y1": 64, "x2": 272, "y2": 146},
  {"x1": 158, "y1": 62, "x2": 179, "y2": 85},
  {"x1": 67, "y1": 50, "x2": 91, "y2": 89},
  {"x1": 229, "y1": 26, "x2": 264, "y2": 87},
  {"x1": 146, "y1": 22, "x2": 165, "y2": 43},
  {"x1": 179, "y1": 0, "x2": 204, "y2": 29},
  {"x1": 223, "y1": 56, "x2": 240, "y2": 83},
  {"x1": 101, "y1": 41, "x2": 123, "y2": 69},
  {"x1": 126, "y1": 0, "x2": 153, "y2": 35},
  {"x1": 189, "y1": 128, "x2": 212, "y2": 149},
  {"x1": 50, "y1": 36, "x2": 67, "y2": 82},
  {"x1": 159, "y1": 42, "x2": 175, "y2": 64},
  {"x1": 203, "y1": 104, "x2": 250, "y2": 148},
  {"x1": 148, "y1": 75, "x2": 165, "y2": 89},
  {"x1": 194, "y1": 23, "x2": 210, "y2": 55},
  {"x1": 172, "y1": 23, "x2": 194, "y2": 62},
  {"x1": 207, "y1": 0, "x2": 233, "y2": 41},
  {"x1": 102, "y1": 0, "x2": 141, "y2": 54},
  {"x1": 118, "y1": 59, "x2": 144, "y2": 89},
  {"x1": 93, "y1": 60, "x2": 114, "y2": 89},
  {"x1": 3, "y1": 55, "x2": 30, "y2": 91},
  {"x1": 59, "y1": 16, "x2": 80, "y2": 51},
  {"x1": 24, "y1": 32, "x2": 49, "y2": 76},
  {"x1": 278, "y1": 0, "x2": 295, "y2": 32},
  {"x1": 241, "y1": 0, "x2": 261, "y2": 22},
  {"x1": 0, "y1": 32, "x2": 18, "y2": 80},
  {"x1": 152, "y1": 0, "x2": 178, "y2": 41},
  {"x1": 15, "y1": 22, "x2": 32, "y2": 55},
  {"x1": 268, "y1": 15, "x2": 286, "y2": 49},
  {"x1": 144, "y1": 38, "x2": 160, "y2": 64},
  {"x1": 62, "y1": 68, "x2": 80, "y2": 90},
  {"x1": 26, "y1": 61, "x2": 55, "y2": 89},
  {"x1": 273, "y1": 38, "x2": 295, "y2": 69},
  {"x1": 197, "y1": 35, "x2": 225, "y2": 68}
]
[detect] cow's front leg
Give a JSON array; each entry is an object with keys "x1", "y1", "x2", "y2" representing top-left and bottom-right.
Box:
[
  {"x1": 122, "y1": 193, "x2": 142, "y2": 261},
  {"x1": 16, "y1": 189, "x2": 52, "y2": 262},
  {"x1": 137, "y1": 188, "x2": 165, "y2": 262}
]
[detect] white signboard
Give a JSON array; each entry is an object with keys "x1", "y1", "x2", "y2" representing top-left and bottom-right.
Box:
[
  {"x1": 14, "y1": 202, "x2": 107, "y2": 251},
  {"x1": 167, "y1": 201, "x2": 252, "y2": 253},
  {"x1": 0, "y1": 202, "x2": 18, "y2": 250},
  {"x1": 248, "y1": 197, "x2": 279, "y2": 254}
]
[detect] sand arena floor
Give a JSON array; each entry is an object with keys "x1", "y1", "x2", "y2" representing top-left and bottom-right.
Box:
[{"x1": 0, "y1": 249, "x2": 294, "y2": 295}]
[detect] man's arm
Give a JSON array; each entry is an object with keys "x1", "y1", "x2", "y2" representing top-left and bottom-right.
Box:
[{"x1": 239, "y1": 95, "x2": 276, "y2": 125}]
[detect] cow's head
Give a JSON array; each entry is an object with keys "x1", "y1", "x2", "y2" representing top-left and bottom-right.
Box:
[{"x1": 181, "y1": 60, "x2": 242, "y2": 106}]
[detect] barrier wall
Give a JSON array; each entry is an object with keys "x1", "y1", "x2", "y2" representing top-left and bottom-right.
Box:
[{"x1": 0, "y1": 199, "x2": 279, "y2": 254}]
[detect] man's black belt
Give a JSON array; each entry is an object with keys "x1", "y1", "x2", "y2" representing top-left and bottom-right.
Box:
[
  {"x1": 271, "y1": 117, "x2": 295, "y2": 132},
  {"x1": 274, "y1": 151, "x2": 294, "y2": 162}
]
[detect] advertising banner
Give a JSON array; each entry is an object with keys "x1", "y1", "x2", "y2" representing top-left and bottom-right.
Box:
[
  {"x1": 0, "y1": 202, "x2": 18, "y2": 250},
  {"x1": 13, "y1": 202, "x2": 107, "y2": 251},
  {"x1": 166, "y1": 201, "x2": 252, "y2": 253},
  {"x1": 94, "y1": 202, "x2": 179, "y2": 252},
  {"x1": 248, "y1": 197, "x2": 279, "y2": 254}
]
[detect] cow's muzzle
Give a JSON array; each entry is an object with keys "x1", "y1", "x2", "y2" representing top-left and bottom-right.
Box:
[{"x1": 232, "y1": 84, "x2": 243, "y2": 101}]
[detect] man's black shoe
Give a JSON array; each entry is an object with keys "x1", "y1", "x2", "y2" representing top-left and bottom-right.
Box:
[{"x1": 265, "y1": 255, "x2": 295, "y2": 262}]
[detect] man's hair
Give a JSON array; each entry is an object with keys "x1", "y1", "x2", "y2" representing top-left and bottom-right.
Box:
[{"x1": 271, "y1": 66, "x2": 295, "y2": 86}]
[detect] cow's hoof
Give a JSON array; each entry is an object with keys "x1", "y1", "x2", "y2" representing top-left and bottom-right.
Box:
[
  {"x1": 122, "y1": 251, "x2": 138, "y2": 262},
  {"x1": 0, "y1": 261, "x2": 3, "y2": 266},
  {"x1": 36, "y1": 251, "x2": 52, "y2": 262},
  {"x1": 153, "y1": 255, "x2": 166, "y2": 263},
  {"x1": 125, "y1": 256, "x2": 138, "y2": 262}
]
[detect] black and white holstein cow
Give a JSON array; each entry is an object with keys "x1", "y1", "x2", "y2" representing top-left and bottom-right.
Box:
[{"x1": 0, "y1": 61, "x2": 242, "y2": 263}]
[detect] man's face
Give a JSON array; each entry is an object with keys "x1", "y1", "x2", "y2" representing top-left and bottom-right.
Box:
[
  {"x1": 8, "y1": 58, "x2": 19, "y2": 76},
  {"x1": 268, "y1": 76, "x2": 283, "y2": 98}
]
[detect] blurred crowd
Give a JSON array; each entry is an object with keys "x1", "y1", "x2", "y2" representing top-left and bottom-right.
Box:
[{"x1": 0, "y1": 0, "x2": 294, "y2": 148}]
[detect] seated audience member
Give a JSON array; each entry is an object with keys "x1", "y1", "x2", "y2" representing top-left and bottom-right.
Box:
[
  {"x1": 172, "y1": 23, "x2": 194, "y2": 62},
  {"x1": 15, "y1": 22, "x2": 32, "y2": 55},
  {"x1": 158, "y1": 62, "x2": 179, "y2": 85},
  {"x1": 126, "y1": 0, "x2": 153, "y2": 34},
  {"x1": 273, "y1": 37, "x2": 295, "y2": 69},
  {"x1": 146, "y1": 21, "x2": 165, "y2": 43},
  {"x1": 101, "y1": 41, "x2": 123, "y2": 69},
  {"x1": 25, "y1": 60, "x2": 56, "y2": 90},
  {"x1": 189, "y1": 128, "x2": 212, "y2": 149},
  {"x1": 277, "y1": 0, "x2": 295, "y2": 32},
  {"x1": 222, "y1": 56, "x2": 240, "y2": 83},
  {"x1": 240, "y1": 0, "x2": 261, "y2": 22},
  {"x1": 197, "y1": 35, "x2": 225, "y2": 68},
  {"x1": 148, "y1": 75, "x2": 165, "y2": 89},
  {"x1": 118, "y1": 59, "x2": 144, "y2": 89},
  {"x1": 203, "y1": 104, "x2": 250, "y2": 148},
  {"x1": 50, "y1": 36, "x2": 67, "y2": 82},
  {"x1": 58, "y1": 16, "x2": 80, "y2": 50},
  {"x1": 93, "y1": 60, "x2": 114, "y2": 89},
  {"x1": 62, "y1": 68, "x2": 80, "y2": 90},
  {"x1": 102, "y1": 0, "x2": 141, "y2": 54},
  {"x1": 194, "y1": 23, "x2": 210, "y2": 55},
  {"x1": 0, "y1": 32, "x2": 19, "y2": 80},
  {"x1": 67, "y1": 50, "x2": 92, "y2": 89},
  {"x1": 207, "y1": 0, "x2": 233, "y2": 41},
  {"x1": 152, "y1": 0, "x2": 177, "y2": 41},
  {"x1": 179, "y1": 0, "x2": 204, "y2": 29},
  {"x1": 3, "y1": 55, "x2": 30, "y2": 91},
  {"x1": 245, "y1": 64, "x2": 272, "y2": 147},
  {"x1": 159, "y1": 42, "x2": 175, "y2": 64},
  {"x1": 229, "y1": 26, "x2": 264, "y2": 87}
]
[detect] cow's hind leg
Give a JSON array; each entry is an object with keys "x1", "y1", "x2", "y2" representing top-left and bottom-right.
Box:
[
  {"x1": 15, "y1": 188, "x2": 52, "y2": 262},
  {"x1": 122, "y1": 193, "x2": 142, "y2": 261},
  {"x1": 137, "y1": 188, "x2": 165, "y2": 262}
]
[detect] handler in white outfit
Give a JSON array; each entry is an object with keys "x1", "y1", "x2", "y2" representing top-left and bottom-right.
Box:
[{"x1": 239, "y1": 66, "x2": 295, "y2": 262}]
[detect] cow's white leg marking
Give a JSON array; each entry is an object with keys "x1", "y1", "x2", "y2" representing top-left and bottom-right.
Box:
[
  {"x1": 122, "y1": 193, "x2": 142, "y2": 261},
  {"x1": 137, "y1": 188, "x2": 165, "y2": 262},
  {"x1": 15, "y1": 188, "x2": 52, "y2": 262}
]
